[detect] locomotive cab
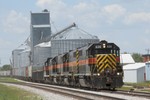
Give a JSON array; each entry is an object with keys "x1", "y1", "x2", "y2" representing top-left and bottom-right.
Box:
[{"x1": 90, "y1": 40, "x2": 120, "y2": 57}]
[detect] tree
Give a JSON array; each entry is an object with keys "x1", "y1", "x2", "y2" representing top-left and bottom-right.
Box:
[
  {"x1": 1, "y1": 64, "x2": 11, "y2": 71},
  {"x1": 132, "y1": 53, "x2": 143, "y2": 62}
]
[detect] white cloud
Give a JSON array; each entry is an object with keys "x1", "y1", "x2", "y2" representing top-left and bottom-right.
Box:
[
  {"x1": 73, "y1": 2, "x2": 98, "y2": 14},
  {"x1": 36, "y1": 0, "x2": 101, "y2": 33},
  {"x1": 2, "y1": 10, "x2": 29, "y2": 34},
  {"x1": 71, "y1": 2, "x2": 102, "y2": 29},
  {"x1": 101, "y1": 4, "x2": 126, "y2": 23},
  {"x1": 35, "y1": 1, "x2": 127, "y2": 34},
  {"x1": 124, "y1": 12, "x2": 150, "y2": 24},
  {"x1": 36, "y1": 0, "x2": 66, "y2": 11}
]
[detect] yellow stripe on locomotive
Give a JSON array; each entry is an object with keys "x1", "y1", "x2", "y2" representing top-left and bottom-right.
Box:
[{"x1": 96, "y1": 54, "x2": 117, "y2": 73}]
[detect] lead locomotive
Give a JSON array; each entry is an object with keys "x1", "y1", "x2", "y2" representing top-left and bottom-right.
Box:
[{"x1": 43, "y1": 40, "x2": 123, "y2": 89}]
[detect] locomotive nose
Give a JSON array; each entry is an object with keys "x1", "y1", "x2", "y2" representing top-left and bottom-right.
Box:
[
  {"x1": 105, "y1": 68, "x2": 110, "y2": 75},
  {"x1": 96, "y1": 54, "x2": 117, "y2": 74},
  {"x1": 96, "y1": 54, "x2": 117, "y2": 87}
]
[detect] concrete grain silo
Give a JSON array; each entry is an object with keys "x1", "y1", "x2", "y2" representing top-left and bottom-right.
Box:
[{"x1": 30, "y1": 10, "x2": 51, "y2": 67}]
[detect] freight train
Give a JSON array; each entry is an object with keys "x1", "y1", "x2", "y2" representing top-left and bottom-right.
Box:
[{"x1": 13, "y1": 40, "x2": 123, "y2": 90}]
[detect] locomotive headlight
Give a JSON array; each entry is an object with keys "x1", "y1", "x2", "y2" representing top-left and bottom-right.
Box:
[
  {"x1": 103, "y1": 44, "x2": 106, "y2": 48},
  {"x1": 97, "y1": 73, "x2": 100, "y2": 76},
  {"x1": 117, "y1": 72, "x2": 120, "y2": 75},
  {"x1": 117, "y1": 72, "x2": 122, "y2": 75}
]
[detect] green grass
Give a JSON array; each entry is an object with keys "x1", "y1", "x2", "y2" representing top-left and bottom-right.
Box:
[
  {"x1": 0, "y1": 83, "x2": 43, "y2": 100},
  {"x1": 140, "y1": 89, "x2": 150, "y2": 92},
  {"x1": 0, "y1": 77, "x2": 21, "y2": 83},
  {"x1": 117, "y1": 86, "x2": 133, "y2": 91},
  {"x1": 0, "y1": 77, "x2": 43, "y2": 100},
  {"x1": 117, "y1": 82, "x2": 150, "y2": 92},
  {"x1": 124, "y1": 81, "x2": 150, "y2": 88}
]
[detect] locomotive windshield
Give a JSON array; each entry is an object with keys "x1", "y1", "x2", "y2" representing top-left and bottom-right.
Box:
[{"x1": 89, "y1": 42, "x2": 120, "y2": 57}]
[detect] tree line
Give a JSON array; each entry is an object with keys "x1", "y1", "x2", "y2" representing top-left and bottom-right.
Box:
[
  {"x1": 132, "y1": 53, "x2": 143, "y2": 62},
  {"x1": 0, "y1": 64, "x2": 11, "y2": 71}
]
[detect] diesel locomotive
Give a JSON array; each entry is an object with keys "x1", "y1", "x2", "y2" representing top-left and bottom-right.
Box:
[{"x1": 43, "y1": 40, "x2": 123, "y2": 89}]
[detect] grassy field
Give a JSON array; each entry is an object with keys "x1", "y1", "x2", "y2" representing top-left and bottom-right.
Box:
[
  {"x1": 0, "y1": 77, "x2": 43, "y2": 100},
  {"x1": 0, "y1": 77, "x2": 20, "y2": 83}
]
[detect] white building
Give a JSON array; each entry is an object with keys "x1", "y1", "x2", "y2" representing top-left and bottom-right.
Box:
[
  {"x1": 120, "y1": 54, "x2": 135, "y2": 65},
  {"x1": 145, "y1": 61, "x2": 150, "y2": 81},
  {"x1": 0, "y1": 70, "x2": 11, "y2": 76},
  {"x1": 123, "y1": 63, "x2": 145, "y2": 83}
]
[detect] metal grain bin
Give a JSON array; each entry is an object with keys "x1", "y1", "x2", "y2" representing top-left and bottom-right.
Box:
[
  {"x1": 18, "y1": 67, "x2": 26, "y2": 77},
  {"x1": 12, "y1": 68, "x2": 18, "y2": 76},
  {"x1": 19, "y1": 48, "x2": 31, "y2": 68},
  {"x1": 12, "y1": 49, "x2": 24, "y2": 68},
  {"x1": 51, "y1": 28, "x2": 99, "y2": 57},
  {"x1": 33, "y1": 41, "x2": 51, "y2": 71}
]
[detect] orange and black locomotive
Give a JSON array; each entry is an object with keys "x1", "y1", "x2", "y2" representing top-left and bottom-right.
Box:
[{"x1": 44, "y1": 40, "x2": 123, "y2": 89}]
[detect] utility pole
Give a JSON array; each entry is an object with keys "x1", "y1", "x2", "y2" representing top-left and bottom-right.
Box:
[{"x1": 146, "y1": 49, "x2": 150, "y2": 61}]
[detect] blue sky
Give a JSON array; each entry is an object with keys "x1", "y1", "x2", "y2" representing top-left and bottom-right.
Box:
[{"x1": 0, "y1": 0, "x2": 150, "y2": 65}]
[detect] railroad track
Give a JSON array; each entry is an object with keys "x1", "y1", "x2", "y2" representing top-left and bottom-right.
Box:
[
  {"x1": 97, "y1": 89, "x2": 150, "y2": 100},
  {"x1": 0, "y1": 81, "x2": 123, "y2": 100},
  {"x1": 25, "y1": 83, "x2": 123, "y2": 100},
  {"x1": 1, "y1": 81, "x2": 150, "y2": 100},
  {"x1": 115, "y1": 89, "x2": 150, "y2": 99}
]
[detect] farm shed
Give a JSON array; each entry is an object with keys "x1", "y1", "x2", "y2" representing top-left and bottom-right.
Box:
[
  {"x1": 123, "y1": 63, "x2": 145, "y2": 83},
  {"x1": 145, "y1": 61, "x2": 150, "y2": 81}
]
